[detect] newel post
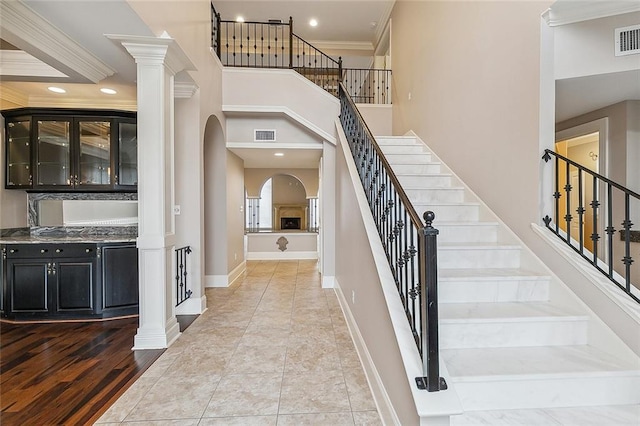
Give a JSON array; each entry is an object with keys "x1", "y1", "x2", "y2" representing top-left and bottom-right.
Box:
[{"x1": 416, "y1": 211, "x2": 447, "y2": 392}]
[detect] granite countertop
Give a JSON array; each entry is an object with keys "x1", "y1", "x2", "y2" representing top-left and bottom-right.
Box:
[{"x1": 0, "y1": 235, "x2": 137, "y2": 244}]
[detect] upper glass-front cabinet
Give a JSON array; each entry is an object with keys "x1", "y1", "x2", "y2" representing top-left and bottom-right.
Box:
[
  {"x1": 2, "y1": 108, "x2": 136, "y2": 192},
  {"x1": 6, "y1": 118, "x2": 32, "y2": 188},
  {"x1": 78, "y1": 120, "x2": 111, "y2": 187},
  {"x1": 36, "y1": 119, "x2": 71, "y2": 188}
]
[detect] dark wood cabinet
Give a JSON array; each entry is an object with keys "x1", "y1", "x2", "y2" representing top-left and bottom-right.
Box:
[
  {"x1": 3, "y1": 108, "x2": 137, "y2": 192},
  {"x1": 1, "y1": 242, "x2": 138, "y2": 319}
]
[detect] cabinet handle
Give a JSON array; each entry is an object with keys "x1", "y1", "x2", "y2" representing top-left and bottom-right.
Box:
[
  {"x1": 85, "y1": 248, "x2": 92, "y2": 253},
  {"x1": 52, "y1": 264, "x2": 56, "y2": 275},
  {"x1": 55, "y1": 249, "x2": 63, "y2": 253},
  {"x1": 9, "y1": 249, "x2": 18, "y2": 254},
  {"x1": 40, "y1": 249, "x2": 48, "y2": 254}
]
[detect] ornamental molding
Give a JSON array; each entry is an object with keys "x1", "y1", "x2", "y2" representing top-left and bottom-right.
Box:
[
  {"x1": 0, "y1": 50, "x2": 68, "y2": 79},
  {"x1": 0, "y1": 1, "x2": 115, "y2": 83}
]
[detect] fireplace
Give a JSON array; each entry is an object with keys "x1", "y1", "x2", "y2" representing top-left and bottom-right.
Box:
[{"x1": 281, "y1": 217, "x2": 301, "y2": 230}]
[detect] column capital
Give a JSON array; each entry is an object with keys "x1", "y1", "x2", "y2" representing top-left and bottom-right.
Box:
[{"x1": 106, "y1": 32, "x2": 196, "y2": 75}]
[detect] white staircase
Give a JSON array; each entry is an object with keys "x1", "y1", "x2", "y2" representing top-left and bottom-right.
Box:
[{"x1": 377, "y1": 135, "x2": 640, "y2": 422}]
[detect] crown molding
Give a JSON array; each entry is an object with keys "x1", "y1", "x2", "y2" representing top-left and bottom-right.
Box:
[
  {"x1": 0, "y1": 50, "x2": 68, "y2": 79},
  {"x1": 544, "y1": 1, "x2": 640, "y2": 27},
  {"x1": 0, "y1": 84, "x2": 29, "y2": 106},
  {"x1": 27, "y1": 95, "x2": 137, "y2": 111},
  {"x1": 0, "y1": 1, "x2": 115, "y2": 83},
  {"x1": 106, "y1": 32, "x2": 197, "y2": 76},
  {"x1": 306, "y1": 40, "x2": 374, "y2": 53},
  {"x1": 175, "y1": 80, "x2": 199, "y2": 99}
]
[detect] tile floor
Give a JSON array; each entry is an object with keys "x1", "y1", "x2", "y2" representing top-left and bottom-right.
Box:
[{"x1": 96, "y1": 260, "x2": 381, "y2": 425}]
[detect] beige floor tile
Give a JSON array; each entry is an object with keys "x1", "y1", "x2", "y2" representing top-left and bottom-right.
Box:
[
  {"x1": 276, "y1": 412, "x2": 355, "y2": 425},
  {"x1": 198, "y1": 415, "x2": 277, "y2": 425},
  {"x1": 343, "y1": 369, "x2": 377, "y2": 411},
  {"x1": 122, "y1": 420, "x2": 200, "y2": 425},
  {"x1": 97, "y1": 376, "x2": 159, "y2": 423},
  {"x1": 352, "y1": 410, "x2": 383, "y2": 425},
  {"x1": 285, "y1": 340, "x2": 341, "y2": 372},
  {"x1": 279, "y1": 369, "x2": 351, "y2": 414},
  {"x1": 125, "y1": 374, "x2": 220, "y2": 421},
  {"x1": 141, "y1": 352, "x2": 180, "y2": 378},
  {"x1": 164, "y1": 346, "x2": 236, "y2": 376},
  {"x1": 203, "y1": 373, "x2": 283, "y2": 417},
  {"x1": 226, "y1": 344, "x2": 287, "y2": 374}
]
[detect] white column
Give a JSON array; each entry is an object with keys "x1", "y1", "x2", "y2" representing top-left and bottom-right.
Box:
[{"x1": 109, "y1": 34, "x2": 195, "y2": 349}]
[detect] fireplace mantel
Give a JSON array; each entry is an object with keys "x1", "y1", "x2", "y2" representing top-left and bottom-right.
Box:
[{"x1": 273, "y1": 204, "x2": 307, "y2": 230}]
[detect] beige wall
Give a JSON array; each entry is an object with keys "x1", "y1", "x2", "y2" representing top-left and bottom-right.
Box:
[
  {"x1": 272, "y1": 174, "x2": 307, "y2": 205},
  {"x1": 226, "y1": 150, "x2": 245, "y2": 272},
  {"x1": 336, "y1": 131, "x2": 418, "y2": 425},
  {"x1": 245, "y1": 168, "x2": 319, "y2": 198},
  {"x1": 391, "y1": 0, "x2": 551, "y2": 242}
]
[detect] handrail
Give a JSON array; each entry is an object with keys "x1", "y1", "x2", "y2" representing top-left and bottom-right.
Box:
[
  {"x1": 543, "y1": 149, "x2": 640, "y2": 303},
  {"x1": 340, "y1": 82, "x2": 446, "y2": 392}
]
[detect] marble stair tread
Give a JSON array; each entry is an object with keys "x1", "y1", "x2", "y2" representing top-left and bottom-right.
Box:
[
  {"x1": 438, "y1": 267, "x2": 549, "y2": 280},
  {"x1": 450, "y1": 404, "x2": 640, "y2": 425},
  {"x1": 439, "y1": 302, "x2": 586, "y2": 322},
  {"x1": 442, "y1": 345, "x2": 640, "y2": 379},
  {"x1": 377, "y1": 136, "x2": 420, "y2": 144},
  {"x1": 438, "y1": 241, "x2": 521, "y2": 249}
]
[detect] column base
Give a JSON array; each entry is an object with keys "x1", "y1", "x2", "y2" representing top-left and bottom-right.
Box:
[{"x1": 132, "y1": 317, "x2": 181, "y2": 350}]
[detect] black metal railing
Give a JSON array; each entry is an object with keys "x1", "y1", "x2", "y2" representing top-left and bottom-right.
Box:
[
  {"x1": 340, "y1": 83, "x2": 446, "y2": 392},
  {"x1": 543, "y1": 149, "x2": 640, "y2": 303},
  {"x1": 175, "y1": 245, "x2": 193, "y2": 307},
  {"x1": 342, "y1": 68, "x2": 392, "y2": 104},
  {"x1": 210, "y1": 3, "x2": 391, "y2": 104}
]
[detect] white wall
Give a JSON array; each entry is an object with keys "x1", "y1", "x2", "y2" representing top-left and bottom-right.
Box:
[
  {"x1": 226, "y1": 116, "x2": 321, "y2": 145},
  {"x1": 554, "y1": 12, "x2": 640, "y2": 80},
  {"x1": 245, "y1": 168, "x2": 319, "y2": 198}
]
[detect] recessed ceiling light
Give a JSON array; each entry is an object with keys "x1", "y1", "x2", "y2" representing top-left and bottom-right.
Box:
[
  {"x1": 236, "y1": 16, "x2": 245, "y2": 23},
  {"x1": 274, "y1": 152, "x2": 284, "y2": 157},
  {"x1": 309, "y1": 19, "x2": 318, "y2": 27},
  {"x1": 100, "y1": 88, "x2": 117, "y2": 95},
  {"x1": 48, "y1": 86, "x2": 66, "y2": 94}
]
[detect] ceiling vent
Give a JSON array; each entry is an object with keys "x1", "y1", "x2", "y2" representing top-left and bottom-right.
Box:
[
  {"x1": 615, "y1": 24, "x2": 640, "y2": 57},
  {"x1": 254, "y1": 129, "x2": 276, "y2": 142}
]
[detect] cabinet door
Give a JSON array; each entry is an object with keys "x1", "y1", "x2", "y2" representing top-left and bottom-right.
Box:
[
  {"x1": 116, "y1": 120, "x2": 137, "y2": 189},
  {"x1": 77, "y1": 120, "x2": 112, "y2": 188},
  {"x1": 102, "y1": 244, "x2": 138, "y2": 309},
  {"x1": 7, "y1": 259, "x2": 50, "y2": 313},
  {"x1": 56, "y1": 258, "x2": 95, "y2": 313},
  {"x1": 5, "y1": 118, "x2": 32, "y2": 188},
  {"x1": 34, "y1": 119, "x2": 72, "y2": 189}
]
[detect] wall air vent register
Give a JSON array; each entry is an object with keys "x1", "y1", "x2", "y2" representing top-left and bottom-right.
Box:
[
  {"x1": 615, "y1": 24, "x2": 640, "y2": 57},
  {"x1": 254, "y1": 129, "x2": 276, "y2": 142}
]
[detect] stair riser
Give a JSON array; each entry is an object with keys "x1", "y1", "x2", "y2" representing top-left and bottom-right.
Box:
[
  {"x1": 440, "y1": 319, "x2": 589, "y2": 349},
  {"x1": 377, "y1": 138, "x2": 419, "y2": 146},
  {"x1": 405, "y1": 189, "x2": 464, "y2": 203},
  {"x1": 452, "y1": 375, "x2": 640, "y2": 410},
  {"x1": 380, "y1": 145, "x2": 429, "y2": 155},
  {"x1": 391, "y1": 164, "x2": 442, "y2": 174},
  {"x1": 415, "y1": 205, "x2": 480, "y2": 222},
  {"x1": 401, "y1": 176, "x2": 453, "y2": 188},
  {"x1": 435, "y1": 224, "x2": 498, "y2": 243},
  {"x1": 439, "y1": 279, "x2": 550, "y2": 303},
  {"x1": 386, "y1": 154, "x2": 433, "y2": 164},
  {"x1": 439, "y1": 248, "x2": 521, "y2": 269}
]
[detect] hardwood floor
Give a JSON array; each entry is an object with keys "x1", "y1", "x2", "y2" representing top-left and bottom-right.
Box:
[{"x1": 0, "y1": 317, "x2": 164, "y2": 425}]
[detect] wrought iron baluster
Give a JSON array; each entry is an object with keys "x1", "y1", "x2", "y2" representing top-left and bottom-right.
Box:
[
  {"x1": 577, "y1": 169, "x2": 584, "y2": 253},
  {"x1": 622, "y1": 193, "x2": 633, "y2": 293},
  {"x1": 606, "y1": 183, "x2": 615, "y2": 278}
]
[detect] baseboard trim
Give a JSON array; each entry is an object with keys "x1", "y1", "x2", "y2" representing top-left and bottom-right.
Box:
[
  {"x1": 175, "y1": 295, "x2": 207, "y2": 315},
  {"x1": 334, "y1": 279, "x2": 400, "y2": 426},
  {"x1": 246, "y1": 251, "x2": 318, "y2": 260},
  {"x1": 205, "y1": 261, "x2": 247, "y2": 288},
  {"x1": 322, "y1": 275, "x2": 335, "y2": 288}
]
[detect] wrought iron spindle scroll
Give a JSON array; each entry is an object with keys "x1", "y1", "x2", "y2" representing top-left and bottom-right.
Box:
[
  {"x1": 340, "y1": 83, "x2": 446, "y2": 392},
  {"x1": 175, "y1": 246, "x2": 193, "y2": 307},
  {"x1": 543, "y1": 149, "x2": 640, "y2": 303},
  {"x1": 342, "y1": 68, "x2": 392, "y2": 104}
]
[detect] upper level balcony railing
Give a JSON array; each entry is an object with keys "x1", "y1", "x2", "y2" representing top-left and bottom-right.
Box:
[{"x1": 211, "y1": 2, "x2": 391, "y2": 104}]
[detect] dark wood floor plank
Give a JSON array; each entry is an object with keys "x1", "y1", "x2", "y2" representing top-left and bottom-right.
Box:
[{"x1": 0, "y1": 318, "x2": 164, "y2": 425}]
